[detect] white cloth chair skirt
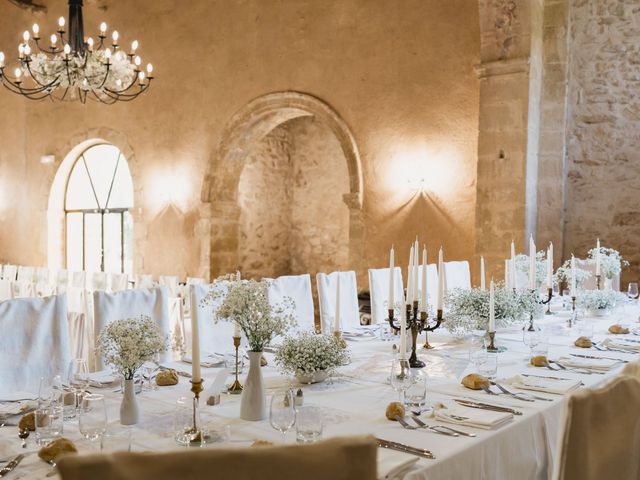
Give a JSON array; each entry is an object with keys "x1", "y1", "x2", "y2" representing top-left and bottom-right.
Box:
[
  {"x1": 266, "y1": 274, "x2": 315, "y2": 332},
  {"x1": 367, "y1": 267, "x2": 404, "y2": 325},
  {"x1": 316, "y1": 271, "x2": 360, "y2": 334},
  {"x1": 189, "y1": 283, "x2": 237, "y2": 356}
]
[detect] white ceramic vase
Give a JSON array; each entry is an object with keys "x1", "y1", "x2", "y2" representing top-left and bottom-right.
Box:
[
  {"x1": 295, "y1": 370, "x2": 328, "y2": 385},
  {"x1": 240, "y1": 351, "x2": 266, "y2": 421},
  {"x1": 120, "y1": 378, "x2": 140, "y2": 425}
]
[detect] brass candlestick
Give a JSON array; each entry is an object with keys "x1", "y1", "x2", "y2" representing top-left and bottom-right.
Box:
[
  {"x1": 421, "y1": 311, "x2": 433, "y2": 349},
  {"x1": 543, "y1": 287, "x2": 554, "y2": 315},
  {"x1": 333, "y1": 330, "x2": 347, "y2": 349},
  {"x1": 388, "y1": 302, "x2": 443, "y2": 368},
  {"x1": 487, "y1": 331, "x2": 497, "y2": 352},
  {"x1": 186, "y1": 378, "x2": 205, "y2": 445},
  {"x1": 596, "y1": 274, "x2": 602, "y2": 290},
  {"x1": 228, "y1": 336, "x2": 243, "y2": 394},
  {"x1": 568, "y1": 295, "x2": 577, "y2": 328}
]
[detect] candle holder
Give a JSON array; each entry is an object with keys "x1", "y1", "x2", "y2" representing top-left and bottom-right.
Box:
[
  {"x1": 568, "y1": 295, "x2": 577, "y2": 328},
  {"x1": 388, "y1": 302, "x2": 443, "y2": 368},
  {"x1": 227, "y1": 336, "x2": 243, "y2": 394},
  {"x1": 596, "y1": 274, "x2": 602, "y2": 290},
  {"x1": 333, "y1": 330, "x2": 347, "y2": 349},
  {"x1": 533, "y1": 287, "x2": 554, "y2": 315},
  {"x1": 185, "y1": 378, "x2": 207, "y2": 446},
  {"x1": 486, "y1": 331, "x2": 497, "y2": 352}
]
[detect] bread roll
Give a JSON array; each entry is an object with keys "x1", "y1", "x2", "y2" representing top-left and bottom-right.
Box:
[
  {"x1": 608, "y1": 324, "x2": 629, "y2": 334},
  {"x1": 156, "y1": 369, "x2": 179, "y2": 386},
  {"x1": 574, "y1": 336, "x2": 593, "y2": 348},
  {"x1": 530, "y1": 355, "x2": 549, "y2": 367},
  {"x1": 385, "y1": 401, "x2": 406, "y2": 420},
  {"x1": 461, "y1": 373, "x2": 490, "y2": 390},
  {"x1": 38, "y1": 437, "x2": 77, "y2": 463}
]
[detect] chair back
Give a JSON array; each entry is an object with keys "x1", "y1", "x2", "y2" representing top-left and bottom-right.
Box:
[
  {"x1": 189, "y1": 282, "x2": 237, "y2": 355},
  {"x1": 553, "y1": 375, "x2": 640, "y2": 480},
  {"x1": 92, "y1": 272, "x2": 109, "y2": 291},
  {"x1": 266, "y1": 274, "x2": 315, "y2": 332},
  {"x1": 444, "y1": 261, "x2": 471, "y2": 291},
  {"x1": 58, "y1": 436, "x2": 378, "y2": 480},
  {"x1": 368, "y1": 267, "x2": 404, "y2": 324},
  {"x1": 109, "y1": 273, "x2": 130, "y2": 292},
  {"x1": 135, "y1": 274, "x2": 155, "y2": 289},
  {"x1": 16, "y1": 265, "x2": 35, "y2": 283},
  {"x1": 0, "y1": 294, "x2": 71, "y2": 395},
  {"x1": 316, "y1": 271, "x2": 359, "y2": 334},
  {"x1": 93, "y1": 287, "x2": 171, "y2": 370},
  {"x1": 0, "y1": 279, "x2": 12, "y2": 302},
  {"x1": 159, "y1": 275, "x2": 180, "y2": 298},
  {"x1": 2, "y1": 264, "x2": 17, "y2": 281}
]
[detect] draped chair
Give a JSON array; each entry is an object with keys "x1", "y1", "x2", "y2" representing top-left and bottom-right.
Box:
[
  {"x1": 0, "y1": 279, "x2": 12, "y2": 302},
  {"x1": 553, "y1": 374, "x2": 640, "y2": 480},
  {"x1": 16, "y1": 265, "x2": 35, "y2": 283},
  {"x1": 189, "y1": 282, "x2": 236, "y2": 355},
  {"x1": 368, "y1": 267, "x2": 404, "y2": 325},
  {"x1": 109, "y1": 273, "x2": 130, "y2": 292},
  {"x1": 0, "y1": 294, "x2": 71, "y2": 396},
  {"x1": 316, "y1": 271, "x2": 360, "y2": 334},
  {"x1": 93, "y1": 287, "x2": 171, "y2": 370},
  {"x1": 1, "y1": 264, "x2": 17, "y2": 281},
  {"x1": 135, "y1": 274, "x2": 155, "y2": 289},
  {"x1": 443, "y1": 260, "x2": 471, "y2": 291},
  {"x1": 266, "y1": 274, "x2": 315, "y2": 332},
  {"x1": 57, "y1": 436, "x2": 378, "y2": 480}
]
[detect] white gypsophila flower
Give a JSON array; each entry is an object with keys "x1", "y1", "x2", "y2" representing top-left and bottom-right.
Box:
[
  {"x1": 554, "y1": 259, "x2": 592, "y2": 288},
  {"x1": 577, "y1": 289, "x2": 625, "y2": 311},
  {"x1": 201, "y1": 276, "x2": 296, "y2": 352},
  {"x1": 274, "y1": 332, "x2": 349, "y2": 376},
  {"x1": 587, "y1": 246, "x2": 629, "y2": 279},
  {"x1": 514, "y1": 251, "x2": 548, "y2": 285},
  {"x1": 444, "y1": 285, "x2": 543, "y2": 336},
  {"x1": 97, "y1": 315, "x2": 167, "y2": 380}
]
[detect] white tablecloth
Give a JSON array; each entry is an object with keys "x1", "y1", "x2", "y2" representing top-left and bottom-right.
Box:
[{"x1": 1, "y1": 302, "x2": 638, "y2": 480}]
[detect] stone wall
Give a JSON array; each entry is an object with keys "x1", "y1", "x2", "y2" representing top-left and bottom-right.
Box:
[{"x1": 564, "y1": 0, "x2": 640, "y2": 283}]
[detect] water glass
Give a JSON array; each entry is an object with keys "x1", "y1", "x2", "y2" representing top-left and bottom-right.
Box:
[
  {"x1": 405, "y1": 370, "x2": 427, "y2": 407},
  {"x1": 224, "y1": 351, "x2": 245, "y2": 374},
  {"x1": 390, "y1": 359, "x2": 413, "y2": 404},
  {"x1": 174, "y1": 396, "x2": 204, "y2": 446},
  {"x1": 38, "y1": 375, "x2": 63, "y2": 407},
  {"x1": 295, "y1": 405, "x2": 323, "y2": 444},
  {"x1": 100, "y1": 426, "x2": 132, "y2": 452},
  {"x1": 628, "y1": 283, "x2": 639, "y2": 300},
  {"x1": 529, "y1": 334, "x2": 549, "y2": 361},
  {"x1": 35, "y1": 405, "x2": 64, "y2": 445},
  {"x1": 475, "y1": 351, "x2": 498, "y2": 379},
  {"x1": 269, "y1": 390, "x2": 296, "y2": 441},
  {"x1": 78, "y1": 394, "x2": 107, "y2": 443},
  {"x1": 577, "y1": 321, "x2": 594, "y2": 340}
]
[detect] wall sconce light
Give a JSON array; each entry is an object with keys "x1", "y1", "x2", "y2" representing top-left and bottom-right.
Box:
[{"x1": 408, "y1": 177, "x2": 427, "y2": 193}]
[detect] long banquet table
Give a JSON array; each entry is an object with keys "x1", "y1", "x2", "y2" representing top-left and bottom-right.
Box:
[{"x1": 1, "y1": 305, "x2": 638, "y2": 480}]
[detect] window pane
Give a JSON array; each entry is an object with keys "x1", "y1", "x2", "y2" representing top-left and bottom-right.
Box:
[
  {"x1": 107, "y1": 156, "x2": 134, "y2": 209},
  {"x1": 84, "y1": 213, "x2": 102, "y2": 273},
  {"x1": 123, "y1": 211, "x2": 133, "y2": 275},
  {"x1": 103, "y1": 213, "x2": 122, "y2": 273},
  {"x1": 65, "y1": 158, "x2": 98, "y2": 210},
  {"x1": 66, "y1": 212, "x2": 83, "y2": 271},
  {"x1": 83, "y1": 144, "x2": 120, "y2": 209}
]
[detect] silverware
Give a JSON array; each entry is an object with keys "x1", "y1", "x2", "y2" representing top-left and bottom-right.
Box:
[
  {"x1": 454, "y1": 399, "x2": 522, "y2": 416},
  {"x1": 483, "y1": 383, "x2": 534, "y2": 402},
  {"x1": 408, "y1": 415, "x2": 458, "y2": 436},
  {"x1": 376, "y1": 437, "x2": 435, "y2": 460},
  {"x1": 0, "y1": 454, "x2": 24, "y2": 477},
  {"x1": 393, "y1": 415, "x2": 417, "y2": 430},
  {"x1": 18, "y1": 429, "x2": 29, "y2": 448},
  {"x1": 490, "y1": 381, "x2": 551, "y2": 402},
  {"x1": 521, "y1": 374, "x2": 585, "y2": 386},
  {"x1": 410, "y1": 415, "x2": 476, "y2": 437},
  {"x1": 570, "y1": 353, "x2": 628, "y2": 363}
]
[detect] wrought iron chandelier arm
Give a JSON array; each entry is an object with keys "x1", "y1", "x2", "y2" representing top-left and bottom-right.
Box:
[{"x1": 23, "y1": 59, "x2": 61, "y2": 89}]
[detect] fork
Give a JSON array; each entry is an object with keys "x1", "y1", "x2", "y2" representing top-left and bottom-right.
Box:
[
  {"x1": 410, "y1": 415, "x2": 476, "y2": 437},
  {"x1": 408, "y1": 416, "x2": 459, "y2": 436},
  {"x1": 394, "y1": 415, "x2": 417, "y2": 430},
  {"x1": 490, "y1": 381, "x2": 551, "y2": 402}
]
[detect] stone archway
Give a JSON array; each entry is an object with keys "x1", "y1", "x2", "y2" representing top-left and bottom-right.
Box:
[{"x1": 201, "y1": 91, "x2": 364, "y2": 279}]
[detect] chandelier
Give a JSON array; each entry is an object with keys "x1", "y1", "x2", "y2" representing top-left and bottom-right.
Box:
[{"x1": 0, "y1": 0, "x2": 153, "y2": 104}]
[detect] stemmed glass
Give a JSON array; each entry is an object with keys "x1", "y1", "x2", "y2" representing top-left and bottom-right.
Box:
[
  {"x1": 79, "y1": 394, "x2": 108, "y2": 447},
  {"x1": 390, "y1": 358, "x2": 413, "y2": 404},
  {"x1": 68, "y1": 359, "x2": 90, "y2": 405},
  {"x1": 628, "y1": 283, "x2": 638, "y2": 300},
  {"x1": 269, "y1": 390, "x2": 296, "y2": 442},
  {"x1": 38, "y1": 375, "x2": 63, "y2": 407}
]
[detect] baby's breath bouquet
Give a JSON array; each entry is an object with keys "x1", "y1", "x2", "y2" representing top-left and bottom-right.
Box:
[
  {"x1": 203, "y1": 277, "x2": 295, "y2": 352},
  {"x1": 275, "y1": 332, "x2": 349, "y2": 378},
  {"x1": 514, "y1": 251, "x2": 548, "y2": 285},
  {"x1": 577, "y1": 289, "x2": 624, "y2": 311},
  {"x1": 587, "y1": 246, "x2": 629, "y2": 279},
  {"x1": 97, "y1": 316, "x2": 167, "y2": 380},
  {"x1": 444, "y1": 286, "x2": 542, "y2": 335},
  {"x1": 554, "y1": 260, "x2": 591, "y2": 289}
]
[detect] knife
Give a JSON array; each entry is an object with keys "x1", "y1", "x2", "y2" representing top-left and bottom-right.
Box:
[
  {"x1": 0, "y1": 454, "x2": 24, "y2": 477},
  {"x1": 570, "y1": 353, "x2": 627, "y2": 363},
  {"x1": 376, "y1": 437, "x2": 435, "y2": 459},
  {"x1": 454, "y1": 399, "x2": 522, "y2": 416}
]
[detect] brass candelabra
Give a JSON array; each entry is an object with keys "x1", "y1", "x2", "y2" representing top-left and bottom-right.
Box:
[
  {"x1": 228, "y1": 336, "x2": 243, "y2": 394},
  {"x1": 186, "y1": 378, "x2": 205, "y2": 445},
  {"x1": 388, "y1": 301, "x2": 443, "y2": 368}
]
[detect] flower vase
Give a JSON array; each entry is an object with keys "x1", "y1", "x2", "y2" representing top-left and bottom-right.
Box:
[
  {"x1": 240, "y1": 351, "x2": 266, "y2": 421},
  {"x1": 604, "y1": 277, "x2": 613, "y2": 291},
  {"x1": 120, "y1": 378, "x2": 140, "y2": 425}
]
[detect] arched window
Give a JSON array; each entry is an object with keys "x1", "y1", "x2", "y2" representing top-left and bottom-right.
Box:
[{"x1": 64, "y1": 143, "x2": 134, "y2": 273}]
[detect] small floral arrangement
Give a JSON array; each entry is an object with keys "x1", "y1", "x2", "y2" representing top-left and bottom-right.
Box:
[
  {"x1": 554, "y1": 260, "x2": 592, "y2": 289},
  {"x1": 275, "y1": 332, "x2": 349, "y2": 377},
  {"x1": 444, "y1": 286, "x2": 543, "y2": 335},
  {"x1": 202, "y1": 276, "x2": 296, "y2": 352},
  {"x1": 514, "y1": 250, "x2": 548, "y2": 285},
  {"x1": 577, "y1": 289, "x2": 624, "y2": 311},
  {"x1": 587, "y1": 246, "x2": 629, "y2": 279},
  {"x1": 97, "y1": 315, "x2": 167, "y2": 380}
]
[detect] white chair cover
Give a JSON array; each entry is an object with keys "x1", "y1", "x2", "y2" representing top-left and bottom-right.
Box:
[
  {"x1": 71, "y1": 271, "x2": 87, "y2": 289},
  {"x1": 553, "y1": 375, "x2": 640, "y2": 480},
  {"x1": 36, "y1": 267, "x2": 52, "y2": 284},
  {"x1": 35, "y1": 281, "x2": 56, "y2": 297},
  {"x1": 576, "y1": 258, "x2": 620, "y2": 291},
  {"x1": 67, "y1": 312, "x2": 88, "y2": 364},
  {"x1": 189, "y1": 283, "x2": 236, "y2": 355},
  {"x1": 56, "y1": 269, "x2": 70, "y2": 293},
  {"x1": 444, "y1": 261, "x2": 471, "y2": 291},
  {"x1": 91, "y1": 272, "x2": 109, "y2": 291},
  {"x1": 135, "y1": 274, "x2": 155, "y2": 289},
  {"x1": 266, "y1": 274, "x2": 315, "y2": 332},
  {"x1": 415, "y1": 264, "x2": 439, "y2": 310},
  {"x1": 187, "y1": 277, "x2": 205, "y2": 285},
  {"x1": 16, "y1": 266, "x2": 34, "y2": 283},
  {"x1": 159, "y1": 276, "x2": 179, "y2": 298},
  {"x1": 12, "y1": 281, "x2": 35, "y2": 298},
  {"x1": 2, "y1": 264, "x2": 17, "y2": 281},
  {"x1": 316, "y1": 271, "x2": 360, "y2": 334},
  {"x1": 109, "y1": 273, "x2": 129, "y2": 292},
  {"x1": 93, "y1": 287, "x2": 171, "y2": 370},
  {"x1": 368, "y1": 267, "x2": 404, "y2": 325},
  {"x1": 0, "y1": 279, "x2": 13, "y2": 301},
  {"x1": 0, "y1": 294, "x2": 71, "y2": 396}
]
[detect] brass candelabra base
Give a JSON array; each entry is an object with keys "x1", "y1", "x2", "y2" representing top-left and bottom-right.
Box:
[
  {"x1": 333, "y1": 330, "x2": 347, "y2": 349},
  {"x1": 228, "y1": 336, "x2": 243, "y2": 394},
  {"x1": 388, "y1": 305, "x2": 443, "y2": 368}
]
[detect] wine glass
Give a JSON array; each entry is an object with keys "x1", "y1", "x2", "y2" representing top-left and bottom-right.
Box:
[
  {"x1": 38, "y1": 375, "x2": 63, "y2": 407},
  {"x1": 269, "y1": 390, "x2": 296, "y2": 442},
  {"x1": 628, "y1": 283, "x2": 638, "y2": 300},
  {"x1": 390, "y1": 358, "x2": 413, "y2": 404},
  {"x1": 68, "y1": 359, "x2": 90, "y2": 396},
  {"x1": 79, "y1": 394, "x2": 108, "y2": 446}
]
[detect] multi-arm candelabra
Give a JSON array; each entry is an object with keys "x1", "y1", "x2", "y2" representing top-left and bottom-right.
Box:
[{"x1": 388, "y1": 301, "x2": 443, "y2": 368}]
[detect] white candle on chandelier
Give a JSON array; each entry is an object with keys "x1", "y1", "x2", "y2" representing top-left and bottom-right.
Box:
[
  {"x1": 131, "y1": 40, "x2": 139, "y2": 54},
  {"x1": 436, "y1": 247, "x2": 444, "y2": 312},
  {"x1": 63, "y1": 44, "x2": 71, "y2": 58},
  {"x1": 334, "y1": 274, "x2": 341, "y2": 334},
  {"x1": 18, "y1": 44, "x2": 24, "y2": 59},
  {"x1": 87, "y1": 37, "x2": 94, "y2": 51},
  {"x1": 388, "y1": 245, "x2": 395, "y2": 312},
  {"x1": 191, "y1": 308, "x2": 202, "y2": 383},
  {"x1": 112, "y1": 30, "x2": 119, "y2": 45},
  {"x1": 32, "y1": 24, "x2": 39, "y2": 37},
  {"x1": 134, "y1": 55, "x2": 142, "y2": 67},
  {"x1": 234, "y1": 321, "x2": 240, "y2": 338},
  {"x1": 58, "y1": 16, "x2": 65, "y2": 30},
  {"x1": 571, "y1": 254, "x2": 576, "y2": 297},
  {"x1": 50, "y1": 34, "x2": 57, "y2": 47},
  {"x1": 480, "y1": 256, "x2": 486, "y2": 291},
  {"x1": 100, "y1": 22, "x2": 107, "y2": 35},
  {"x1": 236, "y1": 271, "x2": 241, "y2": 281},
  {"x1": 23, "y1": 44, "x2": 31, "y2": 56},
  {"x1": 595, "y1": 238, "x2": 601, "y2": 276},
  {"x1": 510, "y1": 239, "x2": 517, "y2": 289},
  {"x1": 489, "y1": 279, "x2": 495, "y2": 332},
  {"x1": 547, "y1": 242, "x2": 553, "y2": 289},
  {"x1": 0, "y1": 52, "x2": 4, "y2": 68},
  {"x1": 23, "y1": 31, "x2": 30, "y2": 43},
  {"x1": 421, "y1": 245, "x2": 427, "y2": 313},
  {"x1": 14, "y1": 68, "x2": 21, "y2": 80},
  {"x1": 529, "y1": 235, "x2": 536, "y2": 290},
  {"x1": 413, "y1": 237, "x2": 419, "y2": 305},
  {"x1": 407, "y1": 246, "x2": 414, "y2": 305},
  {"x1": 104, "y1": 47, "x2": 111, "y2": 62}
]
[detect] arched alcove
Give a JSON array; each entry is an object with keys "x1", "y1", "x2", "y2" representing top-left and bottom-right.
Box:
[{"x1": 201, "y1": 91, "x2": 364, "y2": 279}]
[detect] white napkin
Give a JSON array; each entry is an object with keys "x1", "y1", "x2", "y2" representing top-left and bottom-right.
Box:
[
  {"x1": 0, "y1": 391, "x2": 38, "y2": 402},
  {"x1": 87, "y1": 370, "x2": 118, "y2": 387},
  {"x1": 0, "y1": 401, "x2": 32, "y2": 417},
  {"x1": 182, "y1": 353, "x2": 225, "y2": 368},
  {"x1": 602, "y1": 338, "x2": 640, "y2": 353},
  {"x1": 557, "y1": 356, "x2": 621, "y2": 371},
  {"x1": 377, "y1": 448, "x2": 419, "y2": 479},
  {"x1": 433, "y1": 402, "x2": 513, "y2": 430},
  {"x1": 508, "y1": 374, "x2": 581, "y2": 395}
]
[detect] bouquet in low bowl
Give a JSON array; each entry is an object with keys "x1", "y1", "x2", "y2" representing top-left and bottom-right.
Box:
[
  {"x1": 275, "y1": 332, "x2": 350, "y2": 384},
  {"x1": 577, "y1": 289, "x2": 625, "y2": 316}
]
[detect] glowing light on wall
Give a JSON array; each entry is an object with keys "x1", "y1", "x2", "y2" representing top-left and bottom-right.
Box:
[{"x1": 146, "y1": 165, "x2": 193, "y2": 213}]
